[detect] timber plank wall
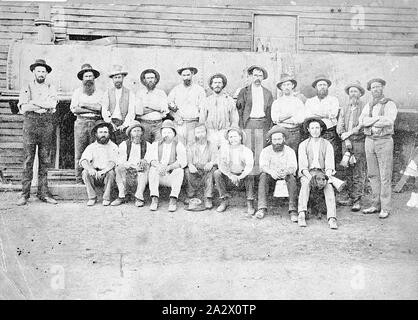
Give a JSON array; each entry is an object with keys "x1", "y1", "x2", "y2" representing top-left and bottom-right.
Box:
[{"x1": 0, "y1": 0, "x2": 417, "y2": 180}]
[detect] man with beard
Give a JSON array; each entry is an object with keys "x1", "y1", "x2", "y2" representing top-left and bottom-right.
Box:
[
  {"x1": 336, "y1": 81, "x2": 366, "y2": 212},
  {"x1": 79, "y1": 120, "x2": 118, "y2": 206},
  {"x1": 213, "y1": 127, "x2": 255, "y2": 215},
  {"x1": 297, "y1": 117, "x2": 338, "y2": 229},
  {"x1": 101, "y1": 65, "x2": 135, "y2": 145},
  {"x1": 184, "y1": 124, "x2": 218, "y2": 209},
  {"x1": 70, "y1": 63, "x2": 103, "y2": 184},
  {"x1": 255, "y1": 126, "x2": 298, "y2": 220},
  {"x1": 305, "y1": 75, "x2": 340, "y2": 164},
  {"x1": 271, "y1": 73, "x2": 306, "y2": 153},
  {"x1": 130, "y1": 68, "x2": 168, "y2": 143},
  {"x1": 145, "y1": 120, "x2": 187, "y2": 212},
  {"x1": 111, "y1": 121, "x2": 149, "y2": 207},
  {"x1": 168, "y1": 66, "x2": 206, "y2": 146},
  {"x1": 359, "y1": 78, "x2": 398, "y2": 219},
  {"x1": 236, "y1": 65, "x2": 273, "y2": 175},
  {"x1": 199, "y1": 73, "x2": 238, "y2": 148},
  {"x1": 16, "y1": 59, "x2": 58, "y2": 206}
]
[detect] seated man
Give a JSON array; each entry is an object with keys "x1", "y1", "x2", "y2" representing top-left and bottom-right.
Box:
[
  {"x1": 111, "y1": 121, "x2": 149, "y2": 207},
  {"x1": 145, "y1": 120, "x2": 187, "y2": 212},
  {"x1": 79, "y1": 120, "x2": 118, "y2": 206},
  {"x1": 297, "y1": 117, "x2": 338, "y2": 229},
  {"x1": 184, "y1": 124, "x2": 218, "y2": 209},
  {"x1": 255, "y1": 125, "x2": 298, "y2": 221},
  {"x1": 213, "y1": 127, "x2": 255, "y2": 215}
]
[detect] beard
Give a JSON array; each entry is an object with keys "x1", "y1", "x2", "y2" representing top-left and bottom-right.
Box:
[
  {"x1": 349, "y1": 95, "x2": 360, "y2": 106},
  {"x1": 254, "y1": 79, "x2": 261, "y2": 86},
  {"x1": 35, "y1": 76, "x2": 45, "y2": 84},
  {"x1": 131, "y1": 136, "x2": 142, "y2": 144},
  {"x1": 272, "y1": 143, "x2": 284, "y2": 152},
  {"x1": 83, "y1": 80, "x2": 95, "y2": 96},
  {"x1": 97, "y1": 136, "x2": 110, "y2": 144},
  {"x1": 195, "y1": 135, "x2": 207, "y2": 143},
  {"x1": 317, "y1": 88, "x2": 328, "y2": 99},
  {"x1": 114, "y1": 81, "x2": 123, "y2": 89},
  {"x1": 212, "y1": 86, "x2": 223, "y2": 94},
  {"x1": 183, "y1": 79, "x2": 192, "y2": 87},
  {"x1": 145, "y1": 81, "x2": 156, "y2": 91}
]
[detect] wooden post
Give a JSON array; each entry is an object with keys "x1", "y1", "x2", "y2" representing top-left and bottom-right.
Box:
[
  {"x1": 32, "y1": 146, "x2": 39, "y2": 188},
  {"x1": 55, "y1": 125, "x2": 60, "y2": 169}
]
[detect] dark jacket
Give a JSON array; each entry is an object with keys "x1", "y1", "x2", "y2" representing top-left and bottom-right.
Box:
[{"x1": 236, "y1": 85, "x2": 273, "y2": 128}]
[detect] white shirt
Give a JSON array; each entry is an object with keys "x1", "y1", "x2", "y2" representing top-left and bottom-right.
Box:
[
  {"x1": 160, "y1": 142, "x2": 173, "y2": 166},
  {"x1": 111, "y1": 87, "x2": 123, "y2": 119},
  {"x1": 249, "y1": 84, "x2": 265, "y2": 118},
  {"x1": 271, "y1": 95, "x2": 306, "y2": 128},
  {"x1": 167, "y1": 83, "x2": 206, "y2": 119},
  {"x1": 310, "y1": 139, "x2": 321, "y2": 169},
  {"x1": 117, "y1": 141, "x2": 144, "y2": 166},
  {"x1": 70, "y1": 87, "x2": 104, "y2": 118},
  {"x1": 305, "y1": 95, "x2": 340, "y2": 129}
]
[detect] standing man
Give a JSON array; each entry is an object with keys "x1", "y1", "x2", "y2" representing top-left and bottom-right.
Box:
[
  {"x1": 213, "y1": 127, "x2": 255, "y2": 215},
  {"x1": 101, "y1": 65, "x2": 135, "y2": 145},
  {"x1": 130, "y1": 68, "x2": 169, "y2": 143},
  {"x1": 79, "y1": 120, "x2": 118, "y2": 206},
  {"x1": 168, "y1": 66, "x2": 206, "y2": 146},
  {"x1": 199, "y1": 73, "x2": 239, "y2": 148},
  {"x1": 305, "y1": 75, "x2": 340, "y2": 163},
  {"x1": 336, "y1": 81, "x2": 366, "y2": 212},
  {"x1": 145, "y1": 120, "x2": 187, "y2": 212},
  {"x1": 255, "y1": 126, "x2": 298, "y2": 221},
  {"x1": 297, "y1": 117, "x2": 338, "y2": 230},
  {"x1": 16, "y1": 59, "x2": 58, "y2": 205},
  {"x1": 236, "y1": 65, "x2": 273, "y2": 175},
  {"x1": 111, "y1": 121, "x2": 149, "y2": 207},
  {"x1": 359, "y1": 78, "x2": 398, "y2": 219},
  {"x1": 184, "y1": 124, "x2": 218, "y2": 209},
  {"x1": 271, "y1": 73, "x2": 306, "y2": 153},
  {"x1": 70, "y1": 63, "x2": 103, "y2": 184}
]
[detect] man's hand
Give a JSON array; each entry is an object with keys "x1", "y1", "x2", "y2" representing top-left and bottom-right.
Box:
[
  {"x1": 188, "y1": 164, "x2": 198, "y2": 174},
  {"x1": 269, "y1": 170, "x2": 279, "y2": 180},
  {"x1": 173, "y1": 114, "x2": 183, "y2": 125},
  {"x1": 96, "y1": 169, "x2": 107, "y2": 179},
  {"x1": 203, "y1": 163, "x2": 213, "y2": 172},
  {"x1": 87, "y1": 168, "x2": 97, "y2": 177},
  {"x1": 340, "y1": 132, "x2": 351, "y2": 141},
  {"x1": 277, "y1": 169, "x2": 287, "y2": 180},
  {"x1": 158, "y1": 165, "x2": 168, "y2": 176},
  {"x1": 137, "y1": 160, "x2": 148, "y2": 172},
  {"x1": 229, "y1": 174, "x2": 240, "y2": 185}
]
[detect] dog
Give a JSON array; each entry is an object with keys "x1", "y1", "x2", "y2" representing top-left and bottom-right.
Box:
[{"x1": 307, "y1": 169, "x2": 328, "y2": 219}]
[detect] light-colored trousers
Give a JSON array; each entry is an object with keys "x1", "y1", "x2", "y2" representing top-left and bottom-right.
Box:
[
  {"x1": 115, "y1": 166, "x2": 148, "y2": 200},
  {"x1": 298, "y1": 176, "x2": 337, "y2": 220},
  {"x1": 175, "y1": 120, "x2": 198, "y2": 147},
  {"x1": 148, "y1": 167, "x2": 184, "y2": 198},
  {"x1": 365, "y1": 136, "x2": 394, "y2": 211}
]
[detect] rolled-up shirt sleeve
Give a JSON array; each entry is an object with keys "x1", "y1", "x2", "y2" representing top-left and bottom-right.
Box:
[
  {"x1": 241, "y1": 147, "x2": 254, "y2": 177},
  {"x1": 374, "y1": 101, "x2": 398, "y2": 127},
  {"x1": 70, "y1": 89, "x2": 80, "y2": 114}
]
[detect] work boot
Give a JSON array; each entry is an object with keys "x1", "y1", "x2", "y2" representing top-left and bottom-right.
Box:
[
  {"x1": 135, "y1": 198, "x2": 144, "y2": 207},
  {"x1": 102, "y1": 200, "x2": 111, "y2": 206},
  {"x1": 290, "y1": 210, "x2": 298, "y2": 223},
  {"x1": 328, "y1": 217, "x2": 338, "y2": 230},
  {"x1": 16, "y1": 196, "x2": 28, "y2": 206},
  {"x1": 379, "y1": 210, "x2": 390, "y2": 219},
  {"x1": 216, "y1": 198, "x2": 229, "y2": 212},
  {"x1": 111, "y1": 197, "x2": 125, "y2": 206},
  {"x1": 168, "y1": 197, "x2": 177, "y2": 212},
  {"x1": 351, "y1": 200, "x2": 361, "y2": 212},
  {"x1": 150, "y1": 196, "x2": 159, "y2": 211},
  {"x1": 247, "y1": 200, "x2": 255, "y2": 216},
  {"x1": 298, "y1": 211, "x2": 307, "y2": 227},
  {"x1": 362, "y1": 206, "x2": 379, "y2": 214},
  {"x1": 406, "y1": 192, "x2": 418, "y2": 207},
  {"x1": 204, "y1": 197, "x2": 213, "y2": 209},
  {"x1": 87, "y1": 199, "x2": 96, "y2": 206},
  {"x1": 39, "y1": 196, "x2": 58, "y2": 205},
  {"x1": 255, "y1": 208, "x2": 266, "y2": 219},
  {"x1": 183, "y1": 197, "x2": 192, "y2": 205}
]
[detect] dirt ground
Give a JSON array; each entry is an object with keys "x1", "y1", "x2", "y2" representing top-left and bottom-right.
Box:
[{"x1": 0, "y1": 190, "x2": 417, "y2": 300}]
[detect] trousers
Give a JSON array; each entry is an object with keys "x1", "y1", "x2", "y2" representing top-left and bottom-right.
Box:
[
  {"x1": 213, "y1": 169, "x2": 255, "y2": 200},
  {"x1": 148, "y1": 167, "x2": 184, "y2": 198},
  {"x1": 184, "y1": 167, "x2": 215, "y2": 198},
  {"x1": 115, "y1": 166, "x2": 148, "y2": 200},
  {"x1": 82, "y1": 169, "x2": 116, "y2": 201}
]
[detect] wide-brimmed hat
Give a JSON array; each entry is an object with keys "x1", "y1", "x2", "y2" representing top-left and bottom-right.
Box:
[
  {"x1": 266, "y1": 125, "x2": 288, "y2": 142},
  {"x1": 126, "y1": 120, "x2": 145, "y2": 138},
  {"x1": 224, "y1": 126, "x2": 246, "y2": 143},
  {"x1": 160, "y1": 119, "x2": 177, "y2": 136},
  {"x1": 184, "y1": 198, "x2": 206, "y2": 211},
  {"x1": 312, "y1": 75, "x2": 332, "y2": 88},
  {"x1": 77, "y1": 63, "x2": 100, "y2": 80},
  {"x1": 30, "y1": 59, "x2": 52, "y2": 73},
  {"x1": 344, "y1": 81, "x2": 365, "y2": 96},
  {"x1": 247, "y1": 65, "x2": 268, "y2": 79},
  {"x1": 177, "y1": 66, "x2": 198, "y2": 75},
  {"x1": 208, "y1": 73, "x2": 228, "y2": 89},
  {"x1": 91, "y1": 120, "x2": 113, "y2": 136},
  {"x1": 140, "y1": 68, "x2": 160, "y2": 86},
  {"x1": 367, "y1": 78, "x2": 386, "y2": 91},
  {"x1": 303, "y1": 117, "x2": 327, "y2": 134},
  {"x1": 276, "y1": 73, "x2": 297, "y2": 89},
  {"x1": 108, "y1": 64, "x2": 128, "y2": 78}
]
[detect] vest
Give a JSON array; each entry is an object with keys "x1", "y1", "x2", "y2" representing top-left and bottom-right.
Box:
[
  {"x1": 158, "y1": 140, "x2": 178, "y2": 166},
  {"x1": 364, "y1": 97, "x2": 394, "y2": 137},
  {"x1": 126, "y1": 139, "x2": 147, "y2": 161},
  {"x1": 342, "y1": 101, "x2": 365, "y2": 141},
  {"x1": 108, "y1": 87, "x2": 130, "y2": 120},
  {"x1": 305, "y1": 138, "x2": 328, "y2": 170}
]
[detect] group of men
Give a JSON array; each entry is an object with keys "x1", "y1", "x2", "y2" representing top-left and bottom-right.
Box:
[{"x1": 16, "y1": 58, "x2": 398, "y2": 230}]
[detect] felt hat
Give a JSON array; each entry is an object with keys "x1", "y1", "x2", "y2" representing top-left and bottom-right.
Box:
[
  {"x1": 177, "y1": 66, "x2": 198, "y2": 75},
  {"x1": 344, "y1": 80, "x2": 365, "y2": 96},
  {"x1": 126, "y1": 120, "x2": 145, "y2": 138},
  {"x1": 30, "y1": 59, "x2": 52, "y2": 73},
  {"x1": 160, "y1": 119, "x2": 177, "y2": 136},
  {"x1": 184, "y1": 198, "x2": 206, "y2": 211},
  {"x1": 91, "y1": 120, "x2": 113, "y2": 136},
  {"x1": 312, "y1": 74, "x2": 332, "y2": 88},
  {"x1": 208, "y1": 73, "x2": 228, "y2": 89},
  {"x1": 77, "y1": 63, "x2": 100, "y2": 80},
  {"x1": 108, "y1": 64, "x2": 128, "y2": 78},
  {"x1": 266, "y1": 125, "x2": 288, "y2": 141},
  {"x1": 140, "y1": 68, "x2": 160, "y2": 86},
  {"x1": 303, "y1": 117, "x2": 327, "y2": 134},
  {"x1": 276, "y1": 73, "x2": 297, "y2": 89},
  {"x1": 367, "y1": 78, "x2": 386, "y2": 91},
  {"x1": 247, "y1": 65, "x2": 268, "y2": 79}
]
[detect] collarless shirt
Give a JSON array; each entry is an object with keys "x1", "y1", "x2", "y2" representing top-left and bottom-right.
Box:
[
  {"x1": 118, "y1": 140, "x2": 143, "y2": 166},
  {"x1": 70, "y1": 87, "x2": 104, "y2": 118},
  {"x1": 168, "y1": 83, "x2": 206, "y2": 119},
  {"x1": 79, "y1": 141, "x2": 118, "y2": 170},
  {"x1": 271, "y1": 95, "x2": 306, "y2": 128},
  {"x1": 305, "y1": 95, "x2": 340, "y2": 129},
  {"x1": 249, "y1": 84, "x2": 265, "y2": 118},
  {"x1": 199, "y1": 93, "x2": 239, "y2": 130},
  {"x1": 132, "y1": 88, "x2": 169, "y2": 121},
  {"x1": 18, "y1": 80, "x2": 58, "y2": 114}
]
